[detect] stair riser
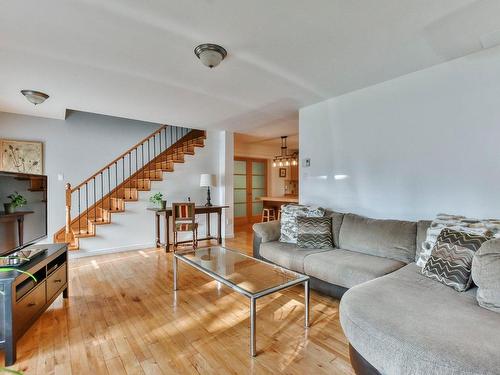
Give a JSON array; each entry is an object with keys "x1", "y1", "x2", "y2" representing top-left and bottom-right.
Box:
[{"x1": 54, "y1": 129, "x2": 207, "y2": 249}]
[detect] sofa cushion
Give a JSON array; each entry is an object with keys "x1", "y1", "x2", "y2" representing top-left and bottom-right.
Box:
[
  {"x1": 472, "y1": 239, "x2": 500, "y2": 313},
  {"x1": 297, "y1": 216, "x2": 334, "y2": 249},
  {"x1": 303, "y1": 249, "x2": 405, "y2": 289},
  {"x1": 422, "y1": 228, "x2": 490, "y2": 292},
  {"x1": 416, "y1": 220, "x2": 432, "y2": 262},
  {"x1": 340, "y1": 264, "x2": 500, "y2": 375},
  {"x1": 339, "y1": 213, "x2": 416, "y2": 263},
  {"x1": 259, "y1": 241, "x2": 329, "y2": 273},
  {"x1": 325, "y1": 210, "x2": 344, "y2": 248}
]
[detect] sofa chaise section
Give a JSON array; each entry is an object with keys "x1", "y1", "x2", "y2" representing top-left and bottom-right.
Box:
[{"x1": 340, "y1": 264, "x2": 500, "y2": 375}]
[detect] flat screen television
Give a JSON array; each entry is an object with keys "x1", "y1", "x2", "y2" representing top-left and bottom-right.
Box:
[{"x1": 0, "y1": 171, "x2": 47, "y2": 256}]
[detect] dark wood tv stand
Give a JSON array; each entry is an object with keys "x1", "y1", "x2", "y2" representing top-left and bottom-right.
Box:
[{"x1": 0, "y1": 243, "x2": 68, "y2": 366}]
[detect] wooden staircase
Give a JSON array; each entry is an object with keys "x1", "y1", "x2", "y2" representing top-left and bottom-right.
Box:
[{"x1": 54, "y1": 126, "x2": 206, "y2": 250}]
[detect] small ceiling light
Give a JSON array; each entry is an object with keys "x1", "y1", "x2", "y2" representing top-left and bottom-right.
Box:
[
  {"x1": 194, "y1": 43, "x2": 227, "y2": 68},
  {"x1": 21, "y1": 90, "x2": 49, "y2": 105},
  {"x1": 279, "y1": 161, "x2": 283, "y2": 167},
  {"x1": 272, "y1": 161, "x2": 277, "y2": 167},
  {"x1": 285, "y1": 160, "x2": 290, "y2": 166}
]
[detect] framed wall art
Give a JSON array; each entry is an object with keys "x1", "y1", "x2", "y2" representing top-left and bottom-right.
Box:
[{"x1": 0, "y1": 139, "x2": 43, "y2": 175}]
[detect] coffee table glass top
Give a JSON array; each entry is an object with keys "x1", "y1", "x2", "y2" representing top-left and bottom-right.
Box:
[{"x1": 174, "y1": 247, "x2": 308, "y2": 297}]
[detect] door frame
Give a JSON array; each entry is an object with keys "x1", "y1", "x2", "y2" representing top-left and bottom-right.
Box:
[{"x1": 233, "y1": 157, "x2": 268, "y2": 226}]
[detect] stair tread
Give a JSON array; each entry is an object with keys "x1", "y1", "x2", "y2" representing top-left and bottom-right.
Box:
[{"x1": 57, "y1": 129, "x2": 207, "y2": 249}]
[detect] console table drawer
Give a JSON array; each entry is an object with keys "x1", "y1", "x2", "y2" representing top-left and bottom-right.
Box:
[
  {"x1": 46, "y1": 264, "x2": 67, "y2": 301},
  {"x1": 15, "y1": 281, "x2": 46, "y2": 329}
]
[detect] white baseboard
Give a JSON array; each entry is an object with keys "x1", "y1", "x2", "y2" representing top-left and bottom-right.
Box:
[{"x1": 69, "y1": 242, "x2": 156, "y2": 259}]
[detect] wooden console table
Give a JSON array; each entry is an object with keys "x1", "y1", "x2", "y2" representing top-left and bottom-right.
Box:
[
  {"x1": 0, "y1": 211, "x2": 34, "y2": 247},
  {"x1": 147, "y1": 205, "x2": 229, "y2": 251}
]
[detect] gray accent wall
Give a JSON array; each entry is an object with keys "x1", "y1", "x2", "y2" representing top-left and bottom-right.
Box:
[{"x1": 0, "y1": 110, "x2": 231, "y2": 255}]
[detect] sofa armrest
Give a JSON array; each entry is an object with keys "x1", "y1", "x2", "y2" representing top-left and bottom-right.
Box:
[
  {"x1": 252, "y1": 221, "x2": 281, "y2": 259},
  {"x1": 253, "y1": 221, "x2": 281, "y2": 243}
]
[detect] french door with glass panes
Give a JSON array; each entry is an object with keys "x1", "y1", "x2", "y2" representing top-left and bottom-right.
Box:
[{"x1": 234, "y1": 158, "x2": 267, "y2": 225}]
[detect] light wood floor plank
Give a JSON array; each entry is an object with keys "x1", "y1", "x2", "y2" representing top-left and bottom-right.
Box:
[{"x1": 1, "y1": 224, "x2": 354, "y2": 374}]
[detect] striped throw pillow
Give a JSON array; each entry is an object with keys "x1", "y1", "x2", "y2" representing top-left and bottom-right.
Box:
[
  {"x1": 297, "y1": 216, "x2": 333, "y2": 249},
  {"x1": 422, "y1": 228, "x2": 490, "y2": 292}
]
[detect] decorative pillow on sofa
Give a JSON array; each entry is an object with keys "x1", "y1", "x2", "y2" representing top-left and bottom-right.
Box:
[
  {"x1": 422, "y1": 228, "x2": 490, "y2": 292},
  {"x1": 297, "y1": 216, "x2": 333, "y2": 249},
  {"x1": 416, "y1": 213, "x2": 500, "y2": 268},
  {"x1": 279, "y1": 204, "x2": 325, "y2": 244},
  {"x1": 472, "y1": 239, "x2": 500, "y2": 313}
]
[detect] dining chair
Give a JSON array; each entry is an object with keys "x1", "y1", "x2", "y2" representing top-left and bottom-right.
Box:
[{"x1": 172, "y1": 202, "x2": 198, "y2": 249}]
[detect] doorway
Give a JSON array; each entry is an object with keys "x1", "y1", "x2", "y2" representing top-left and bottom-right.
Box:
[{"x1": 234, "y1": 157, "x2": 267, "y2": 226}]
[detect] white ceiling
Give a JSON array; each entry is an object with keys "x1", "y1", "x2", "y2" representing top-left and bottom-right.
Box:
[
  {"x1": 1, "y1": 0, "x2": 499, "y2": 134},
  {"x1": 235, "y1": 133, "x2": 299, "y2": 149}
]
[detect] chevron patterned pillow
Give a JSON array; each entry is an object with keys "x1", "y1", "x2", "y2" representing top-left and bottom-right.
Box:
[
  {"x1": 422, "y1": 228, "x2": 491, "y2": 292},
  {"x1": 297, "y1": 216, "x2": 334, "y2": 249}
]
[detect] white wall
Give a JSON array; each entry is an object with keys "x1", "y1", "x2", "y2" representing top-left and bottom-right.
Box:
[
  {"x1": 300, "y1": 45, "x2": 500, "y2": 221},
  {"x1": 0, "y1": 111, "x2": 230, "y2": 256}
]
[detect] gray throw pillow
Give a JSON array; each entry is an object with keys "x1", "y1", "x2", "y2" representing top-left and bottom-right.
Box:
[
  {"x1": 279, "y1": 204, "x2": 325, "y2": 243},
  {"x1": 472, "y1": 239, "x2": 500, "y2": 313},
  {"x1": 297, "y1": 216, "x2": 333, "y2": 249},
  {"x1": 422, "y1": 228, "x2": 490, "y2": 292}
]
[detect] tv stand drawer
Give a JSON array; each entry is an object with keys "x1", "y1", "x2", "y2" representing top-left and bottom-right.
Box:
[
  {"x1": 15, "y1": 281, "x2": 46, "y2": 329},
  {"x1": 46, "y1": 264, "x2": 67, "y2": 301}
]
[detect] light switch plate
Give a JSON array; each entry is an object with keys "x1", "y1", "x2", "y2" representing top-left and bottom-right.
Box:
[{"x1": 303, "y1": 158, "x2": 311, "y2": 167}]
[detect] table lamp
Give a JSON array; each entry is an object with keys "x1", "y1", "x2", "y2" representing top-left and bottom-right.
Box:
[{"x1": 200, "y1": 174, "x2": 216, "y2": 206}]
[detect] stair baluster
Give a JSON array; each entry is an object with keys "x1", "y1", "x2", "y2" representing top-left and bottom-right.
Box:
[
  {"x1": 55, "y1": 126, "x2": 206, "y2": 249},
  {"x1": 100, "y1": 172, "x2": 104, "y2": 222},
  {"x1": 65, "y1": 183, "x2": 72, "y2": 242},
  {"x1": 77, "y1": 187, "x2": 81, "y2": 235},
  {"x1": 85, "y1": 182, "x2": 89, "y2": 234}
]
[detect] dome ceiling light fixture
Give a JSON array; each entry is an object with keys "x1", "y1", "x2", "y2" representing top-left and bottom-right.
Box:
[
  {"x1": 21, "y1": 90, "x2": 49, "y2": 105},
  {"x1": 194, "y1": 43, "x2": 227, "y2": 68}
]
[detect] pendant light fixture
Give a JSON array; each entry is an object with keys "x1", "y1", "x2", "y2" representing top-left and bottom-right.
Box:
[{"x1": 272, "y1": 136, "x2": 298, "y2": 167}]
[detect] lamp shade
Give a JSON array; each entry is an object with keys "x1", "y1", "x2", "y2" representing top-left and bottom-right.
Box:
[{"x1": 200, "y1": 174, "x2": 216, "y2": 187}]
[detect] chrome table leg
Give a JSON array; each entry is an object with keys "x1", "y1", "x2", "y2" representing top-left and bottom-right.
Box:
[
  {"x1": 305, "y1": 279, "x2": 310, "y2": 327},
  {"x1": 250, "y1": 297, "x2": 256, "y2": 357},
  {"x1": 173, "y1": 255, "x2": 178, "y2": 291}
]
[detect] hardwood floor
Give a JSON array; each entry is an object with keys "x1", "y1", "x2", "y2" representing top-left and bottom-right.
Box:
[{"x1": 2, "y1": 225, "x2": 354, "y2": 374}]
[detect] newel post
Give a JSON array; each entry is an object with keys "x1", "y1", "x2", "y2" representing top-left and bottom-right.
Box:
[{"x1": 65, "y1": 183, "x2": 72, "y2": 242}]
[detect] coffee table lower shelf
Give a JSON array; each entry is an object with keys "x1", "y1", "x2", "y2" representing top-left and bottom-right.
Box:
[{"x1": 173, "y1": 250, "x2": 310, "y2": 357}]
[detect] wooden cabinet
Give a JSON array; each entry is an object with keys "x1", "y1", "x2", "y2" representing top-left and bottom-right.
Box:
[
  {"x1": 46, "y1": 264, "x2": 67, "y2": 302},
  {"x1": 0, "y1": 244, "x2": 68, "y2": 366},
  {"x1": 15, "y1": 281, "x2": 46, "y2": 331}
]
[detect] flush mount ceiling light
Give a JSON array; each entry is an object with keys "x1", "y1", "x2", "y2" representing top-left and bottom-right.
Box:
[
  {"x1": 194, "y1": 43, "x2": 227, "y2": 68},
  {"x1": 21, "y1": 90, "x2": 49, "y2": 105}
]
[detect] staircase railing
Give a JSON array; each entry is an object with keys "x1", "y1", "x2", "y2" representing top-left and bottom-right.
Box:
[{"x1": 61, "y1": 125, "x2": 192, "y2": 242}]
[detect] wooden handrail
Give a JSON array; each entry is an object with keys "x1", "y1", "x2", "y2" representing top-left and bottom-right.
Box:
[{"x1": 71, "y1": 125, "x2": 167, "y2": 192}]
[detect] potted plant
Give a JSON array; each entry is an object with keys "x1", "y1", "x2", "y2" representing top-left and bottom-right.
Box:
[
  {"x1": 149, "y1": 192, "x2": 167, "y2": 209},
  {"x1": 4, "y1": 192, "x2": 27, "y2": 214}
]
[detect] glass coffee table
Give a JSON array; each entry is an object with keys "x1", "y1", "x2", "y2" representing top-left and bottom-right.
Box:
[{"x1": 173, "y1": 247, "x2": 310, "y2": 356}]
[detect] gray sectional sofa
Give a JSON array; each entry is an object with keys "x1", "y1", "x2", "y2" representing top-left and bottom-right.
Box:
[{"x1": 252, "y1": 211, "x2": 500, "y2": 375}]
